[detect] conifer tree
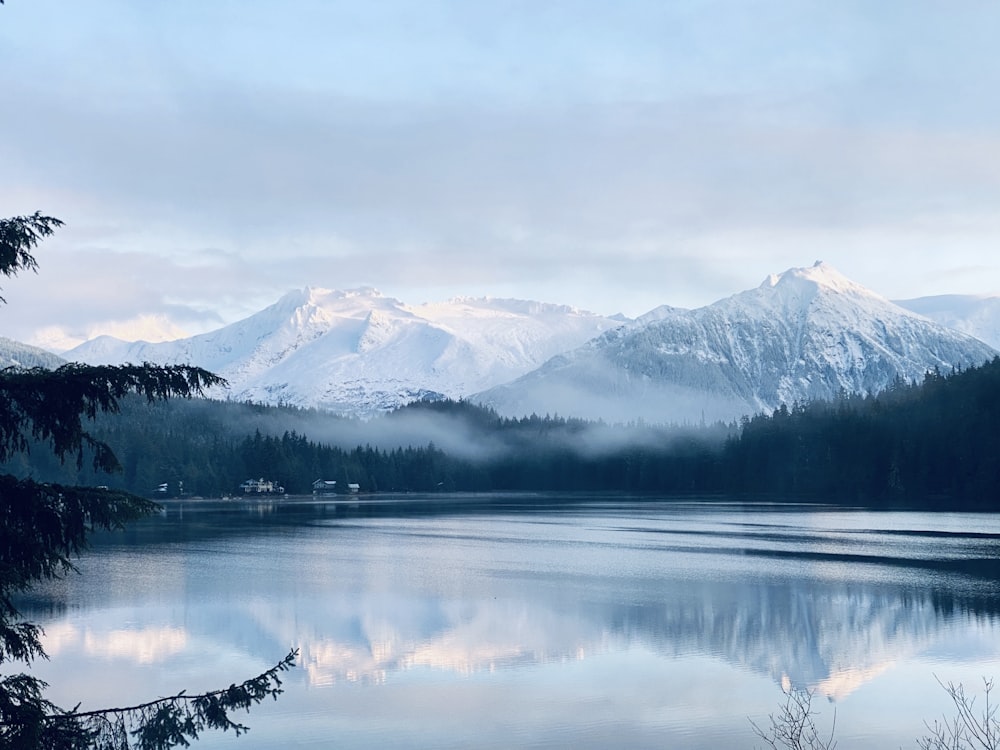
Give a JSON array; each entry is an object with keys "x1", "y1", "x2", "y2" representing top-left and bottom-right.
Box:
[{"x1": 0, "y1": 213, "x2": 296, "y2": 748}]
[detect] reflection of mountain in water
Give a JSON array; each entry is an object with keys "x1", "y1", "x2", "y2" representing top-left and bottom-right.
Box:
[
  {"x1": 175, "y1": 577, "x2": 999, "y2": 700},
  {"x1": 34, "y1": 578, "x2": 997, "y2": 701},
  {"x1": 603, "y1": 582, "x2": 948, "y2": 700},
  {"x1": 22, "y1": 503, "x2": 1000, "y2": 702}
]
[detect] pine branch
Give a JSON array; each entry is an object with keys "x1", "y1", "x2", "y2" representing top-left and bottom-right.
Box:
[
  {"x1": 41, "y1": 649, "x2": 298, "y2": 750},
  {"x1": 0, "y1": 212, "x2": 63, "y2": 301},
  {"x1": 0, "y1": 478, "x2": 158, "y2": 666},
  {"x1": 0, "y1": 363, "x2": 227, "y2": 471}
]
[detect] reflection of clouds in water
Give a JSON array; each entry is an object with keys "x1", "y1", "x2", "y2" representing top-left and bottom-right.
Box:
[
  {"x1": 298, "y1": 633, "x2": 550, "y2": 687},
  {"x1": 303, "y1": 640, "x2": 388, "y2": 687},
  {"x1": 27, "y1": 503, "x2": 1000, "y2": 735},
  {"x1": 405, "y1": 639, "x2": 531, "y2": 675},
  {"x1": 240, "y1": 594, "x2": 611, "y2": 688},
  {"x1": 234, "y1": 584, "x2": 999, "y2": 700},
  {"x1": 812, "y1": 662, "x2": 896, "y2": 702},
  {"x1": 42, "y1": 622, "x2": 188, "y2": 664}
]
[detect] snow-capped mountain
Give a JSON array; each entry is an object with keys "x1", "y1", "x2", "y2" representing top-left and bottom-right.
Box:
[
  {"x1": 895, "y1": 294, "x2": 1000, "y2": 350},
  {"x1": 475, "y1": 262, "x2": 997, "y2": 424},
  {"x1": 66, "y1": 288, "x2": 623, "y2": 414},
  {"x1": 0, "y1": 337, "x2": 65, "y2": 369},
  {"x1": 62, "y1": 265, "x2": 998, "y2": 422}
]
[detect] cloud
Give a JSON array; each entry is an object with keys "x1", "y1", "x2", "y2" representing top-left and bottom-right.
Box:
[{"x1": 4, "y1": 1, "x2": 1000, "y2": 344}]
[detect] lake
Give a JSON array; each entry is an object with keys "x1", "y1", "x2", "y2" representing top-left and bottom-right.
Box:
[{"x1": 19, "y1": 495, "x2": 1000, "y2": 748}]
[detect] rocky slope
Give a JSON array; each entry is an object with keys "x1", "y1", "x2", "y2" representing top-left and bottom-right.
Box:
[{"x1": 475, "y1": 262, "x2": 997, "y2": 424}]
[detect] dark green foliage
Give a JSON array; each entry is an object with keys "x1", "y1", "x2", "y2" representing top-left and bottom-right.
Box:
[
  {"x1": 0, "y1": 478, "x2": 156, "y2": 665},
  {"x1": 0, "y1": 212, "x2": 296, "y2": 747},
  {"x1": 0, "y1": 363, "x2": 225, "y2": 472},
  {"x1": 0, "y1": 673, "x2": 93, "y2": 749},
  {"x1": 12, "y1": 356, "x2": 998, "y2": 507},
  {"x1": 10, "y1": 396, "x2": 732, "y2": 496},
  {"x1": 7, "y1": 357, "x2": 999, "y2": 507},
  {"x1": 0, "y1": 213, "x2": 63, "y2": 302},
  {"x1": 0, "y1": 649, "x2": 296, "y2": 750},
  {"x1": 28, "y1": 649, "x2": 298, "y2": 750},
  {"x1": 723, "y1": 358, "x2": 1000, "y2": 506},
  {"x1": 0, "y1": 383, "x2": 298, "y2": 750}
]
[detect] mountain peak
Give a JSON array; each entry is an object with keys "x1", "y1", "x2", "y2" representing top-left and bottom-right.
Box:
[
  {"x1": 297, "y1": 286, "x2": 383, "y2": 304},
  {"x1": 279, "y1": 285, "x2": 383, "y2": 301},
  {"x1": 761, "y1": 262, "x2": 883, "y2": 301},
  {"x1": 478, "y1": 262, "x2": 996, "y2": 424}
]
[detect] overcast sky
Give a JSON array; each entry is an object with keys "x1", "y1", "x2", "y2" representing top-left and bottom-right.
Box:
[{"x1": 3, "y1": 0, "x2": 1000, "y2": 350}]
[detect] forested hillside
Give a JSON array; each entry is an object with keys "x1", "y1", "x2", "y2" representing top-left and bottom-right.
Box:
[
  {"x1": 5, "y1": 356, "x2": 999, "y2": 507},
  {"x1": 727, "y1": 358, "x2": 1000, "y2": 506}
]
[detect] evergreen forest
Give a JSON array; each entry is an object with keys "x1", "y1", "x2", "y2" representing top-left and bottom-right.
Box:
[{"x1": 6, "y1": 356, "x2": 999, "y2": 509}]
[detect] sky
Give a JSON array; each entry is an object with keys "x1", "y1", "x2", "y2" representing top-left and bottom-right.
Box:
[{"x1": 3, "y1": 0, "x2": 1000, "y2": 351}]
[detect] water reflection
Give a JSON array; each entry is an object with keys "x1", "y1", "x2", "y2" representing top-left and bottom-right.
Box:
[
  {"x1": 44, "y1": 621, "x2": 188, "y2": 663},
  {"x1": 18, "y1": 498, "x2": 1000, "y2": 747},
  {"x1": 228, "y1": 577, "x2": 993, "y2": 701}
]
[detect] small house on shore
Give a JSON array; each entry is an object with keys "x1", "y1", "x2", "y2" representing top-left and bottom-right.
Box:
[
  {"x1": 312, "y1": 479, "x2": 337, "y2": 496},
  {"x1": 240, "y1": 477, "x2": 284, "y2": 494}
]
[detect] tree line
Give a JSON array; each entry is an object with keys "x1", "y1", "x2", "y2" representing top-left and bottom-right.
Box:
[{"x1": 8, "y1": 356, "x2": 1000, "y2": 508}]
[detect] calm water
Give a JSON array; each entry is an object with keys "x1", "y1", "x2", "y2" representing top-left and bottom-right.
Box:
[{"x1": 19, "y1": 495, "x2": 1000, "y2": 749}]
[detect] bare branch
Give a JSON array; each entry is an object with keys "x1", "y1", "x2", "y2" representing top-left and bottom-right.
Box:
[{"x1": 750, "y1": 685, "x2": 837, "y2": 750}]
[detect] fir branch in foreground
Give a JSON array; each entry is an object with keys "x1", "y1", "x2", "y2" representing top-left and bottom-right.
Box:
[
  {"x1": 0, "y1": 363, "x2": 226, "y2": 471},
  {"x1": 26, "y1": 649, "x2": 298, "y2": 750}
]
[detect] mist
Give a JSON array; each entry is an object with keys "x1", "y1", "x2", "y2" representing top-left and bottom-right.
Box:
[{"x1": 142, "y1": 395, "x2": 734, "y2": 464}]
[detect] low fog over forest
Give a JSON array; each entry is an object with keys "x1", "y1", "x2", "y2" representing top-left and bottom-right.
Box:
[{"x1": 6, "y1": 357, "x2": 999, "y2": 508}]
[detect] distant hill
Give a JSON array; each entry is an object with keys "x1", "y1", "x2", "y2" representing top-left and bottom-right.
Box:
[
  {"x1": 895, "y1": 294, "x2": 1000, "y2": 349},
  {"x1": 0, "y1": 337, "x2": 65, "y2": 369}
]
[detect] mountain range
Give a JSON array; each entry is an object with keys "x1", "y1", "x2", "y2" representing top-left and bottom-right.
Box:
[
  {"x1": 66, "y1": 288, "x2": 622, "y2": 415},
  {"x1": 478, "y1": 262, "x2": 997, "y2": 423},
  {"x1": 60, "y1": 263, "x2": 997, "y2": 424}
]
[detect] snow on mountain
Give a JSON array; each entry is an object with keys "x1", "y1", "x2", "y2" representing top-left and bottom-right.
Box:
[
  {"x1": 65, "y1": 287, "x2": 623, "y2": 415},
  {"x1": 0, "y1": 337, "x2": 65, "y2": 369},
  {"x1": 895, "y1": 294, "x2": 1000, "y2": 350},
  {"x1": 475, "y1": 262, "x2": 998, "y2": 424}
]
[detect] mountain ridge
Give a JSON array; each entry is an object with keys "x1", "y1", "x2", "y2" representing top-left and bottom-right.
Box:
[
  {"x1": 0, "y1": 337, "x2": 66, "y2": 370},
  {"x1": 61, "y1": 263, "x2": 998, "y2": 423},
  {"x1": 66, "y1": 287, "x2": 625, "y2": 415},
  {"x1": 894, "y1": 293, "x2": 1000, "y2": 350},
  {"x1": 475, "y1": 262, "x2": 997, "y2": 423}
]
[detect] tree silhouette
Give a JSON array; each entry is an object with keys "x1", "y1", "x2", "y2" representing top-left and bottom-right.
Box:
[{"x1": 0, "y1": 214, "x2": 296, "y2": 748}]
